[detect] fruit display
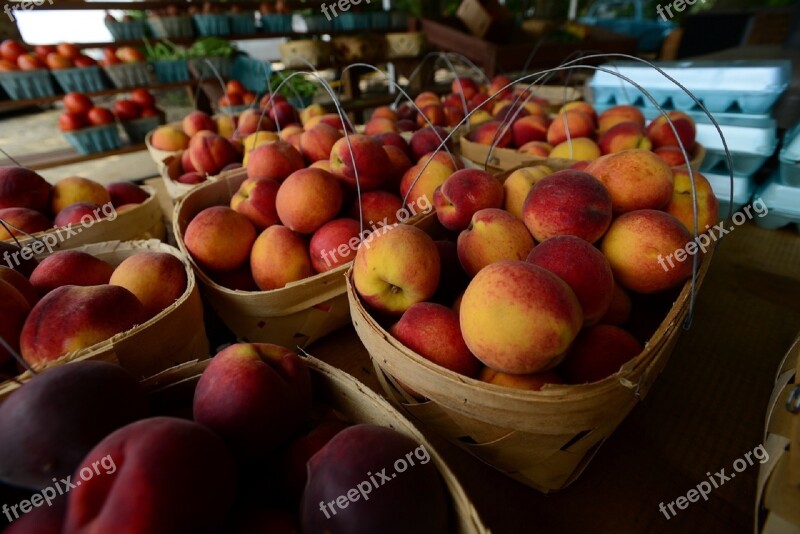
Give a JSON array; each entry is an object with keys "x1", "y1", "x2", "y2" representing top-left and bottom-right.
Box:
[{"x1": 0, "y1": 40, "x2": 98, "y2": 73}]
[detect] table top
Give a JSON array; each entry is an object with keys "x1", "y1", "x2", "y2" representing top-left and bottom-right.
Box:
[{"x1": 311, "y1": 221, "x2": 800, "y2": 534}]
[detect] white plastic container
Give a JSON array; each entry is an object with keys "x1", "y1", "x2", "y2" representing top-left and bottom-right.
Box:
[
  {"x1": 589, "y1": 60, "x2": 791, "y2": 114},
  {"x1": 753, "y1": 171, "x2": 800, "y2": 231},
  {"x1": 704, "y1": 171, "x2": 756, "y2": 216},
  {"x1": 779, "y1": 122, "x2": 800, "y2": 186}
]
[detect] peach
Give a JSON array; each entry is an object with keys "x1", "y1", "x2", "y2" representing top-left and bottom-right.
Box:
[
  {"x1": 418, "y1": 151, "x2": 463, "y2": 172},
  {"x1": 241, "y1": 131, "x2": 280, "y2": 160},
  {"x1": 599, "y1": 282, "x2": 632, "y2": 325},
  {"x1": 503, "y1": 165, "x2": 552, "y2": 219},
  {"x1": 460, "y1": 260, "x2": 583, "y2": 374},
  {"x1": 51, "y1": 176, "x2": 110, "y2": 215},
  {"x1": 20, "y1": 285, "x2": 145, "y2": 366},
  {"x1": 184, "y1": 206, "x2": 257, "y2": 272},
  {"x1": 329, "y1": 134, "x2": 391, "y2": 191},
  {"x1": 181, "y1": 149, "x2": 196, "y2": 173},
  {"x1": 549, "y1": 137, "x2": 601, "y2": 161},
  {"x1": 468, "y1": 120, "x2": 512, "y2": 148},
  {"x1": 598, "y1": 121, "x2": 652, "y2": 154},
  {"x1": 665, "y1": 169, "x2": 719, "y2": 233},
  {"x1": 311, "y1": 160, "x2": 330, "y2": 171},
  {"x1": 365, "y1": 117, "x2": 399, "y2": 135},
  {"x1": 414, "y1": 91, "x2": 441, "y2": 109},
  {"x1": 300, "y1": 103, "x2": 326, "y2": 126},
  {"x1": 601, "y1": 209, "x2": 693, "y2": 294},
  {"x1": 432, "y1": 240, "x2": 470, "y2": 306},
  {"x1": 371, "y1": 106, "x2": 398, "y2": 122},
  {"x1": 546, "y1": 110, "x2": 595, "y2": 146},
  {"x1": 0, "y1": 265, "x2": 37, "y2": 307},
  {"x1": 246, "y1": 141, "x2": 305, "y2": 182},
  {"x1": 300, "y1": 123, "x2": 342, "y2": 164},
  {"x1": 527, "y1": 235, "x2": 614, "y2": 325},
  {"x1": 177, "y1": 172, "x2": 205, "y2": 185},
  {"x1": 443, "y1": 105, "x2": 465, "y2": 128},
  {"x1": 417, "y1": 104, "x2": 446, "y2": 128},
  {"x1": 350, "y1": 191, "x2": 404, "y2": 227},
  {"x1": 452, "y1": 77, "x2": 479, "y2": 99},
  {"x1": 480, "y1": 367, "x2": 562, "y2": 391},
  {"x1": 215, "y1": 114, "x2": 237, "y2": 139},
  {"x1": 250, "y1": 225, "x2": 313, "y2": 290},
  {"x1": 409, "y1": 126, "x2": 451, "y2": 162},
  {"x1": 560, "y1": 325, "x2": 642, "y2": 383},
  {"x1": 304, "y1": 113, "x2": 350, "y2": 132},
  {"x1": 584, "y1": 149, "x2": 674, "y2": 214},
  {"x1": 230, "y1": 177, "x2": 280, "y2": 230},
  {"x1": 188, "y1": 133, "x2": 240, "y2": 176},
  {"x1": 276, "y1": 168, "x2": 342, "y2": 234},
  {"x1": 597, "y1": 105, "x2": 645, "y2": 134},
  {"x1": 279, "y1": 124, "x2": 304, "y2": 143},
  {"x1": 269, "y1": 102, "x2": 300, "y2": 129},
  {"x1": 109, "y1": 252, "x2": 187, "y2": 319},
  {"x1": 0, "y1": 279, "x2": 31, "y2": 366},
  {"x1": 493, "y1": 103, "x2": 529, "y2": 124},
  {"x1": 654, "y1": 145, "x2": 688, "y2": 167},
  {"x1": 390, "y1": 302, "x2": 481, "y2": 378},
  {"x1": 383, "y1": 145, "x2": 414, "y2": 187},
  {"x1": 0, "y1": 207, "x2": 50, "y2": 239},
  {"x1": 512, "y1": 115, "x2": 548, "y2": 147},
  {"x1": 399, "y1": 160, "x2": 454, "y2": 208},
  {"x1": 396, "y1": 119, "x2": 419, "y2": 132},
  {"x1": 469, "y1": 110, "x2": 494, "y2": 126},
  {"x1": 0, "y1": 166, "x2": 52, "y2": 213},
  {"x1": 193, "y1": 343, "x2": 311, "y2": 460},
  {"x1": 457, "y1": 208, "x2": 534, "y2": 277},
  {"x1": 646, "y1": 111, "x2": 696, "y2": 150},
  {"x1": 559, "y1": 101, "x2": 597, "y2": 125},
  {"x1": 488, "y1": 75, "x2": 513, "y2": 100},
  {"x1": 372, "y1": 132, "x2": 410, "y2": 155},
  {"x1": 150, "y1": 126, "x2": 189, "y2": 151},
  {"x1": 53, "y1": 202, "x2": 103, "y2": 227},
  {"x1": 518, "y1": 141, "x2": 552, "y2": 157},
  {"x1": 182, "y1": 110, "x2": 217, "y2": 136},
  {"x1": 352, "y1": 225, "x2": 439, "y2": 315},
  {"x1": 29, "y1": 250, "x2": 114, "y2": 295},
  {"x1": 523, "y1": 170, "x2": 612, "y2": 243},
  {"x1": 309, "y1": 218, "x2": 361, "y2": 273},
  {"x1": 106, "y1": 181, "x2": 148, "y2": 208},
  {"x1": 433, "y1": 169, "x2": 504, "y2": 231},
  {"x1": 237, "y1": 109, "x2": 275, "y2": 136}
]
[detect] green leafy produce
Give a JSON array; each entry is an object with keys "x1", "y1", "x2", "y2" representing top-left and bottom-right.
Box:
[
  {"x1": 270, "y1": 70, "x2": 317, "y2": 98},
  {"x1": 143, "y1": 39, "x2": 188, "y2": 61},
  {"x1": 188, "y1": 37, "x2": 237, "y2": 58}
]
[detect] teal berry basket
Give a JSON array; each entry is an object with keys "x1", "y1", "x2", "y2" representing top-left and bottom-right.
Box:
[
  {"x1": 152, "y1": 59, "x2": 190, "y2": 83},
  {"x1": 229, "y1": 13, "x2": 256, "y2": 34},
  {"x1": 122, "y1": 115, "x2": 165, "y2": 144},
  {"x1": 63, "y1": 124, "x2": 122, "y2": 155},
  {"x1": 193, "y1": 14, "x2": 231, "y2": 36},
  {"x1": 105, "y1": 20, "x2": 148, "y2": 41},
  {"x1": 0, "y1": 70, "x2": 57, "y2": 100},
  {"x1": 51, "y1": 66, "x2": 106, "y2": 93}
]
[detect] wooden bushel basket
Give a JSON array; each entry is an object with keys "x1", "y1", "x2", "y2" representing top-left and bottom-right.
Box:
[
  {"x1": 0, "y1": 239, "x2": 209, "y2": 403},
  {"x1": 173, "y1": 169, "x2": 352, "y2": 347},
  {"x1": 345, "y1": 215, "x2": 715, "y2": 492},
  {"x1": 757, "y1": 333, "x2": 800, "y2": 533},
  {"x1": 143, "y1": 355, "x2": 488, "y2": 533},
  {"x1": 4, "y1": 185, "x2": 165, "y2": 251}
]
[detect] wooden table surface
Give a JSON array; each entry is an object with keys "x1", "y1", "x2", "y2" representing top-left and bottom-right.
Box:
[{"x1": 311, "y1": 221, "x2": 800, "y2": 534}]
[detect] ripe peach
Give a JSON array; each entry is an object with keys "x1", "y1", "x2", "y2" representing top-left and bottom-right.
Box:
[
  {"x1": 276, "y1": 168, "x2": 342, "y2": 234},
  {"x1": 433, "y1": 169, "x2": 504, "y2": 232},
  {"x1": 246, "y1": 141, "x2": 305, "y2": 182},
  {"x1": 51, "y1": 176, "x2": 110, "y2": 215},
  {"x1": 546, "y1": 110, "x2": 595, "y2": 146},
  {"x1": 250, "y1": 225, "x2": 313, "y2": 290},
  {"x1": 443, "y1": 105, "x2": 465, "y2": 128},
  {"x1": 371, "y1": 106, "x2": 398, "y2": 122},
  {"x1": 29, "y1": 251, "x2": 114, "y2": 295},
  {"x1": 300, "y1": 103, "x2": 326, "y2": 126},
  {"x1": 452, "y1": 77, "x2": 479, "y2": 99},
  {"x1": 350, "y1": 191, "x2": 404, "y2": 227},
  {"x1": 184, "y1": 206, "x2": 256, "y2": 272},
  {"x1": 0, "y1": 265, "x2": 37, "y2": 307},
  {"x1": 512, "y1": 115, "x2": 548, "y2": 147},
  {"x1": 188, "y1": 134, "x2": 240, "y2": 176},
  {"x1": 559, "y1": 101, "x2": 597, "y2": 125},
  {"x1": 646, "y1": 111, "x2": 696, "y2": 150},
  {"x1": 237, "y1": 109, "x2": 275, "y2": 136},
  {"x1": 299, "y1": 123, "x2": 342, "y2": 164},
  {"x1": 150, "y1": 126, "x2": 190, "y2": 152},
  {"x1": 523, "y1": 170, "x2": 612, "y2": 243},
  {"x1": 664, "y1": 170, "x2": 719, "y2": 233},
  {"x1": 215, "y1": 114, "x2": 237, "y2": 139},
  {"x1": 0, "y1": 279, "x2": 31, "y2": 366},
  {"x1": 549, "y1": 137, "x2": 601, "y2": 161},
  {"x1": 654, "y1": 145, "x2": 688, "y2": 167},
  {"x1": 400, "y1": 160, "x2": 453, "y2": 208},
  {"x1": 106, "y1": 181, "x2": 148, "y2": 208},
  {"x1": 527, "y1": 235, "x2": 614, "y2": 325},
  {"x1": 230, "y1": 177, "x2": 280, "y2": 230},
  {"x1": 457, "y1": 208, "x2": 534, "y2": 277},
  {"x1": 365, "y1": 117, "x2": 399, "y2": 135},
  {"x1": 597, "y1": 105, "x2": 645, "y2": 134},
  {"x1": 329, "y1": 134, "x2": 391, "y2": 191},
  {"x1": 460, "y1": 260, "x2": 583, "y2": 374},
  {"x1": 372, "y1": 132, "x2": 410, "y2": 156},
  {"x1": 599, "y1": 282, "x2": 632, "y2": 326},
  {"x1": 309, "y1": 218, "x2": 361, "y2": 273},
  {"x1": 383, "y1": 145, "x2": 414, "y2": 187},
  {"x1": 468, "y1": 120, "x2": 512, "y2": 148},
  {"x1": 480, "y1": 367, "x2": 562, "y2": 391},
  {"x1": 53, "y1": 202, "x2": 104, "y2": 227},
  {"x1": 503, "y1": 165, "x2": 552, "y2": 219},
  {"x1": 110, "y1": 252, "x2": 187, "y2": 319},
  {"x1": 518, "y1": 141, "x2": 552, "y2": 157},
  {"x1": 0, "y1": 166, "x2": 52, "y2": 214},
  {"x1": 601, "y1": 209, "x2": 693, "y2": 294},
  {"x1": 417, "y1": 104, "x2": 446, "y2": 128},
  {"x1": 598, "y1": 121, "x2": 652, "y2": 154},
  {"x1": 0, "y1": 207, "x2": 50, "y2": 239},
  {"x1": 390, "y1": 302, "x2": 481, "y2": 378},
  {"x1": 414, "y1": 91, "x2": 441, "y2": 109},
  {"x1": 409, "y1": 126, "x2": 450, "y2": 161},
  {"x1": 584, "y1": 149, "x2": 674, "y2": 214},
  {"x1": 182, "y1": 110, "x2": 217, "y2": 137},
  {"x1": 560, "y1": 325, "x2": 642, "y2": 383}
]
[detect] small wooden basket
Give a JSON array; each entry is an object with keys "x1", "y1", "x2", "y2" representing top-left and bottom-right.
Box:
[
  {"x1": 143, "y1": 355, "x2": 488, "y2": 533},
  {"x1": 345, "y1": 215, "x2": 715, "y2": 492},
  {"x1": 172, "y1": 169, "x2": 352, "y2": 347},
  {"x1": 757, "y1": 333, "x2": 800, "y2": 533},
  {"x1": 5, "y1": 185, "x2": 165, "y2": 250},
  {"x1": 0, "y1": 239, "x2": 209, "y2": 403}
]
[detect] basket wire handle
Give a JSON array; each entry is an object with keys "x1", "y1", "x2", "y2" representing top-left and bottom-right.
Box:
[
  {"x1": 0, "y1": 148, "x2": 22, "y2": 168},
  {"x1": 0, "y1": 335, "x2": 35, "y2": 375}
]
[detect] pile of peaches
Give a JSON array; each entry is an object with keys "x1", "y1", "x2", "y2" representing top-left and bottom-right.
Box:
[
  {"x1": 0, "y1": 40, "x2": 98, "y2": 72},
  {"x1": 465, "y1": 86, "x2": 699, "y2": 166},
  {"x1": 0, "y1": 166, "x2": 150, "y2": 240},
  {"x1": 58, "y1": 89, "x2": 162, "y2": 132},
  {"x1": 0, "y1": 342, "x2": 450, "y2": 532},
  {"x1": 351, "y1": 141, "x2": 719, "y2": 389}
]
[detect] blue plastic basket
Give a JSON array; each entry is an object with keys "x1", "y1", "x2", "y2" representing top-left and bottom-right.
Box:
[
  {"x1": 336, "y1": 13, "x2": 369, "y2": 31},
  {"x1": 152, "y1": 59, "x2": 190, "y2": 83},
  {"x1": 232, "y1": 55, "x2": 272, "y2": 94},
  {"x1": 51, "y1": 66, "x2": 106, "y2": 93},
  {"x1": 104, "y1": 63, "x2": 153, "y2": 89},
  {"x1": 193, "y1": 14, "x2": 231, "y2": 36},
  {"x1": 105, "y1": 20, "x2": 147, "y2": 41},
  {"x1": 0, "y1": 70, "x2": 56, "y2": 100},
  {"x1": 122, "y1": 115, "x2": 164, "y2": 144},
  {"x1": 189, "y1": 56, "x2": 232, "y2": 80},
  {"x1": 262, "y1": 14, "x2": 293, "y2": 33},
  {"x1": 229, "y1": 13, "x2": 256, "y2": 34},
  {"x1": 63, "y1": 124, "x2": 122, "y2": 155},
  {"x1": 148, "y1": 16, "x2": 194, "y2": 39}
]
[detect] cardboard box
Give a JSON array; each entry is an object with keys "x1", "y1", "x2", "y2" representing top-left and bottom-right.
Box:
[{"x1": 455, "y1": 0, "x2": 514, "y2": 42}]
